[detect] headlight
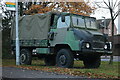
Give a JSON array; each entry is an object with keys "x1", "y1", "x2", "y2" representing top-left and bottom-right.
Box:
[
  {"x1": 86, "y1": 43, "x2": 90, "y2": 48},
  {"x1": 109, "y1": 42, "x2": 112, "y2": 49},
  {"x1": 104, "y1": 45, "x2": 107, "y2": 49}
]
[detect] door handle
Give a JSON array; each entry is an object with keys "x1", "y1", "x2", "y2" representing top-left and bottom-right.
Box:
[{"x1": 48, "y1": 32, "x2": 55, "y2": 40}]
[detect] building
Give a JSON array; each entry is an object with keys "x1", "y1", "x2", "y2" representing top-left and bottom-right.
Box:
[
  {"x1": 97, "y1": 19, "x2": 117, "y2": 36},
  {"x1": 118, "y1": 1, "x2": 120, "y2": 34},
  {"x1": 97, "y1": 19, "x2": 119, "y2": 56}
]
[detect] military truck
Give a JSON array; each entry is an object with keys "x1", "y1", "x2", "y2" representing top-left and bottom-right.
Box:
[{"x1": 11, "y1": 12, "x2": 112, "y2": 68}]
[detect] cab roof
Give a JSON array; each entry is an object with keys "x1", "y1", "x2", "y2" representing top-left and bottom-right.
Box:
[{"x1": 48, "y1": 11, "x2": 96, "y2": 19}]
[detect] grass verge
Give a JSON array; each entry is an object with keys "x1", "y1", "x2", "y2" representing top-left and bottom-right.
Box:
[{"x1": 2, "y1": 59, "x2": 119, "y2": 79}]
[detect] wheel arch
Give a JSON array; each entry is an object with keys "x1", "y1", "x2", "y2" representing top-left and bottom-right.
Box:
[{"x1": 54, "y1": 44, "x2": 72, "y2": 54}]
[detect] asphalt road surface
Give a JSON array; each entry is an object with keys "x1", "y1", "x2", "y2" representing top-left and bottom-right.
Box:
[
  {"x1": 2, "y1": 67, "x2": 102, "y2": 80},
  {"x1": 2, "y1": 67, "x2": 85, "y2": 78}
]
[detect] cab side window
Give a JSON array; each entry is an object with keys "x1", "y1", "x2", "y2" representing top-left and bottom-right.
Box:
[{"x1": 57, "y1": 16, "x2": 70, "y2": 28}]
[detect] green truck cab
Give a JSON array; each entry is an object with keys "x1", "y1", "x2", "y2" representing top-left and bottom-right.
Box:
[{"x1": 11, "y1": 12, "x2": 112, "y2": 68}]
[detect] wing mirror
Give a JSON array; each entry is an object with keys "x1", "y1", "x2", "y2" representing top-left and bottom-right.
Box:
[{"x1": 61, "y1": 15, "x2": 65, "y2": 22}]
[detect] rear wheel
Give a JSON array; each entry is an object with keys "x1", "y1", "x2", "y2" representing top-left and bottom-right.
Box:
[
  {"x1": 20, "y1": 49, "x2": 32, "y2": 65},
  {"x1": 56, "y1": 49, "x2": 74, "y2": 68},
  {"x1": 44, "y1": 55, "x2": 56, "y2": 66},
  {"x1": 83, "y1": 56, "x2": 101, "y2": 68}
]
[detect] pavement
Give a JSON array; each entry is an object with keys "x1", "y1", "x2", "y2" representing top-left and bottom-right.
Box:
[{"x1": 101, "y1": 56, "x2": 120, "y2": 62}]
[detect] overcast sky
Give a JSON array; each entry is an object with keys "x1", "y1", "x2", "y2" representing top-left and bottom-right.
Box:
[
  {"x1": 90, "y1": 0, "x2": 119, "y2": 33},
  {"x1": 0, "y1": 0, "x2": 119, "y2": 33}
]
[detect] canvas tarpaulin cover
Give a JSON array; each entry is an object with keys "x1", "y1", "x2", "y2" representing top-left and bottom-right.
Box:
[{"x1": 11, "y1": 13, "x2": 50, "y2": 40}]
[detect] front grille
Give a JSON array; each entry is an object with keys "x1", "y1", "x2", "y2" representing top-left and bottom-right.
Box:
[
  {"x1": 92, "y1": 35, "x2": 105, "y2": 49},
  {"x1": 93, "y1": 35, "x2": 105, "y2": 42},
  {"x1": 92, "y1": 42, "x2": 105, "y2": 49}
]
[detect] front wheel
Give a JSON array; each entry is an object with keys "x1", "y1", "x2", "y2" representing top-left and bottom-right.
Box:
[
  {"x1": 83, "y1": 56, "x2": 101, "y2": 68},
  {"x1": 56, "y1": 49, "x2": 74, "y2": 68},
  {"x1": 20, "y1": 49, "x2": 32, "y2": 65}
]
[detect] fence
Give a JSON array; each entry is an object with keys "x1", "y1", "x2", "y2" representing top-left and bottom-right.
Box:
[{"x1": 109, "y1": 35, "x2": 120, "y2": 56}]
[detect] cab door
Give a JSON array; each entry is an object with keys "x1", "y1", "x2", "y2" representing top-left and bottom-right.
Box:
[{"x1": 49, "y1": 15, "x2": 71, "y2": 47}]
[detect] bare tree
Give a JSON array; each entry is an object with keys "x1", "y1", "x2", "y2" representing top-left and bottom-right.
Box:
[{"x1": 96, "y1": 0, "x2": 120, "y2": 64}]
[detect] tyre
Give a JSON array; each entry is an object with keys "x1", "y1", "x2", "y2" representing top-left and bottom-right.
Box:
[
  {"x1": 44, "y1": 55, "x2": 56, "y2": 66},
  {"x1": 20, "y1": 49, "x2": 32, "y2": 65},
  {"x1": 56, "y1": 49, "x2": 74, "y2": 68},
  {"x1": 83, "y1": 56, "x2": 101, "y2": 68}
]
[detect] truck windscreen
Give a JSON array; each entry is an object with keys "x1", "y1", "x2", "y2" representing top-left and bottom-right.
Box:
[
  {"x1": 85, "y1": 17, "x2": 97, "y2": 29},
  {"x1": 72, "y1": 16, "x2": 97, "y2": 29},
  {"x1": 72, "y1": 16, "x2": 85, "y2": 28}
]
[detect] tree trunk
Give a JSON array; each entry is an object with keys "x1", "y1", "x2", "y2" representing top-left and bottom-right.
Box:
[
  {"x1": 19, "y1": 2, "x2": 23, "y2": 16},
  {"x1": 109, "y1": 8, "x2": 114, "y2": 64},
  {"x1": 109, "y1": 53, "x2": 113, "y2": 64}
]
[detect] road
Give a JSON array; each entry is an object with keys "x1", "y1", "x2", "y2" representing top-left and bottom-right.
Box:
[
  {"x1": 2, "y1": 67, "x2": 102, "y2": 80},
  {"x1": 2, "y1": 56, "x2": 119, "y2": 79},
  {"x1": 2, "y1": 67, "x2": 85, "y2": 78}
]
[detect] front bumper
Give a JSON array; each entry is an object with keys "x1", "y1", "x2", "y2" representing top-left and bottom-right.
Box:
[{"x1": 82, "y1": 49, "x2": 112, "y2": 55}]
